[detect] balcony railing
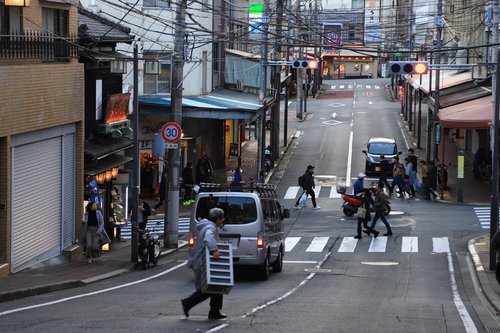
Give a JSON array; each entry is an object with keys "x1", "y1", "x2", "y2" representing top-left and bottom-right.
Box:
[{"x1": 0, "y1": 31, "x2": 78, "y2": 61}]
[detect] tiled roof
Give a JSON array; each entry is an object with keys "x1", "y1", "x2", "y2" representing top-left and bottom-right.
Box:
[{"x1": 78, "y1": 6, "x2": 134, "y2": 43}]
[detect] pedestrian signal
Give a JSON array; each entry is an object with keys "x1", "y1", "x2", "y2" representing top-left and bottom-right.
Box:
[
  {"x1": 292, "y1": 60, "x2": 319, "y2": 69},
  {"x1": 388, "y1": 61, "x2": 428, "y2": 75}
]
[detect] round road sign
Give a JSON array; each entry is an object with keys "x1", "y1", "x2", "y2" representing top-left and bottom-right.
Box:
[{"x1": 161, "y1": 122, "x2": 182, "y2": 143}]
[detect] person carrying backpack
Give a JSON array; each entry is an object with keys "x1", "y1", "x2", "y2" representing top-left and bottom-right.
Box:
[{"x1": 294, "y1": 165, "x2": 321, "y2": 210}]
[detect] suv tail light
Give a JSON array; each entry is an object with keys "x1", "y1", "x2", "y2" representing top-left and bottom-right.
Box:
[
  {"x1": 257, "y1": 232, "x2": 264, "y2": 249},
  {"x1": 188, "y1": 233, "x2": 196, "y2": 248}
]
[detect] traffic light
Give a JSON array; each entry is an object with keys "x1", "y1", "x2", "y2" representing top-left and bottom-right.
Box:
[
  {"x1": 388, "y1": 61, "x2": 428, "y2": 75},
  {"x1": 292, "y1": 60, "x2": 319, "y2": 69}
]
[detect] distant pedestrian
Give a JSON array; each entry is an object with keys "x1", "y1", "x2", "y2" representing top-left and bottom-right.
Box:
[
  {"x1": 258, "y1": 170, "x2": 266, "y2": 184},
  {"x1": 424, "y1": 160, "x2": 438, "y2": 200},
  {"x1": 355, "y1": 188, "x2": 379, "y2": 239},
  {"x1": 154, "y1": 169, "x2": 167, "y2": 211},
  {"x1": 378, "y1": 155, "x2": 392, "y2": 195},
  {"x1": 390, "y1": 156, "x2": 404, "y2": 197},
  {"x1": 182, "y1": 207, "x2": 227, "y2": 320},
  {"x1": 294, "y1": 165, "x2": 321, "y2": 210},
  {"x1": 353, "y1": 172, "x2": 366, "y2": 196},
  {"x1": 196, "y1": 155, "x2": 214, "y2": 184},
  {"x1": 407, "y1": 148, "x2": 419, "y2": 188},
  {"x1": 182, "y1": 162, "x2": 195, "y2": 205},
  {"x1": 369, "y1": 182, "x2": 392, "y2": 236},
  {"x1": 472, "y1": 147, "x2": 485, "y2": 179},
  {"x1": 131, "y1": 195, "x2": 153, "y2": 230},
  {"x1": 403, "y1": 157, "x2": 416, "y2": 197},
  {"x1": 230, "y1": 168, "x2": 243, "y2": 192},
  {"x1": 80, "y1": 201, "x2": 109, "y2": 264}
]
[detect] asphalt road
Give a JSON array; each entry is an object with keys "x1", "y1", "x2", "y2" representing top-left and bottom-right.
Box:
[{"x1": 0, "y1": 78, "x2": 495, "y2": 333}]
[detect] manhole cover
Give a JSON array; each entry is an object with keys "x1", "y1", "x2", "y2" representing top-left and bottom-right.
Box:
[{"x1": 361, "y1": 261, "x2": 399, "y2": 266}]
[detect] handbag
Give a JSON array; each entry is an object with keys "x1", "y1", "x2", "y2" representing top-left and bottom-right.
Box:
[
  {"x1": 357, "y1": 207, "x2": 367, "y2": 219},
  {"x1": 299, "y1": 192, "x2": 307, "y2": 206}
]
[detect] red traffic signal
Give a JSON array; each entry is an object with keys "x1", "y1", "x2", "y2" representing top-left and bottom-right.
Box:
[{"x1": 292, "y1": 60, "x2": 319, "y2": 69}]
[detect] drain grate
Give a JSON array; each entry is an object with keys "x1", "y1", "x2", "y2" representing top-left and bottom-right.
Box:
[{"x1": 487, "y1": 327, "x2": 500, "y2": 333}]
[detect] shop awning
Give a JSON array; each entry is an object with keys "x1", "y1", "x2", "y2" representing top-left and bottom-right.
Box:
[
  {"x1": 84, "y1": 154, "x2": 133, "y2": 176},
  {"x1": 410, "y1": 71, "x2": 473, "y2": 94},
  {"x1": 139, "y1": 89, "x2": 267, "y2": 120},
  {"x1": 438, "y1": 95, "x2": 492, "y2": 129},
  {"x1": 84, "y1": 137, "x2": 133, "y2": 160}
]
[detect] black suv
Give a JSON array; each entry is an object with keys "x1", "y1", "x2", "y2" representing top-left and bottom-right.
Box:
[{"x1": 362, "y1": 137, "x2": 401, "y2": 176}]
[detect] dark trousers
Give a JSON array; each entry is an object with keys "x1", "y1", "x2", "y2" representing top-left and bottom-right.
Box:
[
  {"x1": 379, "y1": 176, "x2": 392, "y2": 193},
  {"x1": 357, "y1": 217, "x2": 377, "y2": 237},
  {"x1": 154, "y1": 195, "x2": 165, "y2": 210},
  {"x1": 295, "y1": 188, "x2": 317, "y2": 207},
  {"x1": 183, "y1": 184, "x2": 192, "y2": 201},
  {"x1": 183, "y1": 289, "x2": 223, "y2": 313}
]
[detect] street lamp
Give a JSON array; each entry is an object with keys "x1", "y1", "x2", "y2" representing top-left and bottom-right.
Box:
[{"x1": 110, "y1": 46, "x2": 160, "y2": 262}]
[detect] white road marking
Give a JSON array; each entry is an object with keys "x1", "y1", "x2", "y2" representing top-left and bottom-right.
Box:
[
  {"x1": 348, "y1": 84, "x2": 353, "y2": 89},
  {"x1": 283, "y1": 260, "x2": 317, "y2": 264},
  {"x1": 368, "y1": 237, "x2": 387, "y2": 252},
  {"x1": 329, "y1": 187, "x2": 341, "y2": 198},
  {"x1": 366, "y1": 85, "x2": 371, "y2": 89},
  {"x1": 401, "y1": 236, "x2": 418, "y2": 252},
  {"x1": 305, "y1": 237, "x2": 329, "y2": 252},
  {"x1": 284, "y1": 186, "x2": 300, "y2": 199},
  {"x1": 375, "y1": 85, "x2": 380, "y2": 89},
  {"x1": 338, "y1": 237, "x2": 358, "y2": 252},
  {"x1": 330, "y1": 85, "x2": 336, "y2": 89},
  {"x1": 432, "y1": 237, "x2": 450, "y2": 253},
  {"x1": 313, "y1": 186, "x2": 321, "y2": 198},
  {"x1": 0, "y1": 261, "x2": 187, "y2": 317},
  {"x1": 346, "y1": 131, "x2": 354, "y2": 187},
  {"x1": 285, "y1": 237, "x2": 301, "y2": 252},
  {"x1": 339, "y1": 85, "x2": 345, "y2": 89}
]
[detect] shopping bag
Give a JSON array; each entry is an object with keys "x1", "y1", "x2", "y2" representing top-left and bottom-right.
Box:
[
  {"x1": 299, "y1": 192, "x2": 307, "y2": 206},
  {"x1": 356, "y1": 207, "x2": 367, "y2": 219}
]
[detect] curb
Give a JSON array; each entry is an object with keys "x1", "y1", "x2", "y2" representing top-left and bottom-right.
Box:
[
  {"x1": 467, "y1": 235, "x2": 500, "y2": 315},
  {"x1": 0, "y1": 241, "x2": 189, "y2": 303}
]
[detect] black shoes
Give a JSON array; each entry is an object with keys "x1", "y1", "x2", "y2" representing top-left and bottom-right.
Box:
[
  {"x1": 373, "y1": 231, "x2": 379, "y2": 238},
  {"x1": 362, "y1": 229, "x2": 370, "y2": 235},
  {"x1": 208, "y1": 311, "x2": 227, "y2": 320},
  {"x1": 181, "y1": 299, "x2": 190, "y2": 318},
  {"x1": 354, "y1": 235, "x2": 362, "y2": 239},
  {"x1": 383, "y1": 232, "x2": 393, "y2": 236}
]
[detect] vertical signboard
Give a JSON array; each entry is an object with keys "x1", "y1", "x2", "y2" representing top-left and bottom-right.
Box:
[
  {"x1": 365, "y1": 0, "x2": 382, "y2": 44},
  {"x1": 322, "y1": 23, "x2": 342, "y2": 51},
  {"x1": 249, "y1": 1, "x2": 267, "y2": 40}
]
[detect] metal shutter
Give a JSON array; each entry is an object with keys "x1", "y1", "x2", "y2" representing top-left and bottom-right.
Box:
[
  {"x1": 11, "y1": 137, "x2": 62, "y2": 272},
  {"x1": 62, "y1": 133, "x2": 75, "y2": 248}
]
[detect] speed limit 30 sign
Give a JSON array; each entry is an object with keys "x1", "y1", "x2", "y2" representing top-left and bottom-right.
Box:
[{"x1": 161, "y1": 122, "x2": 182, "y2": 143}]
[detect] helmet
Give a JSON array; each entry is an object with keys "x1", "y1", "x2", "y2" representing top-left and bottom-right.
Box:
[{"x1": 357, "y1": 172, "x2": 366, "y2": 179}]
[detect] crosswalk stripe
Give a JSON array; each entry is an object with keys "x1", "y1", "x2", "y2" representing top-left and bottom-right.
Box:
[
  {"x1": 313, "y1": 186, "x2": 321, "y2": 198},
  {"x1": 120, "y1": 217, "x2": 190, "y2": 240},
  {"x1": 329, "y1": 186, "x2": 341, "y2": 198},
  {"x1": 401, "y1": 236, "x2": 418, "y2": 252},
  {"x1": 339, "y1": 85, "x2": 345, "y2": 89},
  {"x1": 368, "y1": 237, "x2": 387, "y2": 252},
  {"x1": 285, "y1": 237, "x2": 301, "y2": 252},
  {"x1": 330, "y1": 85, "x2": 336, "y2": 89},
  {"x1": 366, "y1": 85, "x2": 371, "y2": 89},
  {"x1": 472, "y1": 206, "x2": 500, "y2": 229},
  {"x1": 348, "y1": 84, "x2": 353, "y2": 89},
  {"x1": 305, "y1": 237, "x2": 329, "y2": 252},
  {"x1": 284, "y1": 186, "x2": 301, "y2": 199},
  {"x1": 338, "y1": 237, "x2": 358, "y2": 252},
  {"x1": 432, "y1": 237, "x2": 450, "y2": 253},
  {"x1": 375, "y1": 85, "x2": 380, "y2": 89}
]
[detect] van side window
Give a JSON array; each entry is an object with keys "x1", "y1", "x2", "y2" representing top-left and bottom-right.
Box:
[
  {"x1": 261, "y1": 200, "x2": 270, "y2": 222},
  {"x1": 195, "y1": 196, "x2": 257, "y2": 224}
]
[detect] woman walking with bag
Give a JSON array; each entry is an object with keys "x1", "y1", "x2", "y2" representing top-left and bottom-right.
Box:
[
  {"x1": 368, "y1": 182, "x2": 393, "y2": 236},
  {"x1": 355, "y1": 188, "x2": 379, "y2": 239}
]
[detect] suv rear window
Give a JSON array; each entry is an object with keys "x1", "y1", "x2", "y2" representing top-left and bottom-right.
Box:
[
  {"x1": 195, "y1": 196, "x2": 258, "y2": 225},
  {"x1": 368, "y1": 142, "x2": 396, "y2": 155}
]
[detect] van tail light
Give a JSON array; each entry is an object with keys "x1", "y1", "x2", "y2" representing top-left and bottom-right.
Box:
[
  {"x1": 188, "y1": 234, "x2": 196, "y2": 248},
  {"x1": 257, "y1": 232, "x2": 264, "y2": 249}
]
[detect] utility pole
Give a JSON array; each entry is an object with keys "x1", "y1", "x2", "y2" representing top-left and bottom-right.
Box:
[
  {"x1": 165, "y1": 0, "x2": 187, "y2": 248},
  {"x1": 257, "y1": 0, "x2": 269, "y2": 177},
  {"x1": 296, "y1": 0, "x2": 303, "y2": 119},
  {"x1": 433, "y1": 0, "x2": 443, "y2": 161},
  {"x1": 271, "y1": 0, "x2": 284, "y2": 162},
  {"x1": 489, "y1": 0, "x2": 499, "y2": 271},
  {"x1": 283, "y1": 0, "x2": 292, "y2": 147},
  {"x1": 130, "y1": 43, "x2": 139, "y2": 262}
]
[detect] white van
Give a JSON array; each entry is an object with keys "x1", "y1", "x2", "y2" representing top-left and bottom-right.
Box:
[{"x1": 189, "y1": 189, "x2": 290, "y2": 280}]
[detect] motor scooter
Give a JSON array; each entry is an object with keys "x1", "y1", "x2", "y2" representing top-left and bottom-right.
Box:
[
  {"x1": 337, "y1": 185, "x2": 391, "y2": 216},
  {"x1": 138, "y1": 227, "x2": 161, "y2": 269}
]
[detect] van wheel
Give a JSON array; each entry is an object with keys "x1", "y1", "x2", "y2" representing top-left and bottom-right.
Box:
[
  {"x1": 272, "y1": 249, "x2": 283, "y2": 273},
  {"x1": 258, "y1": 254, "x2": 270, "y2": 280}
]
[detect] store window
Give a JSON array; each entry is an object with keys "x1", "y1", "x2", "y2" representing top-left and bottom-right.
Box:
[
  {"x1": 143, "y1": 52, "x2": 171, "y2": 95},
  {"x1": 352, "y1": 0, "x2": 363, "y2": 9},
  {"x1": 0, "y1": 4, "x2": 21, "y2": 35},
  {"x1": 143, "y1": 0, "x2": 170, "y2": 8}
]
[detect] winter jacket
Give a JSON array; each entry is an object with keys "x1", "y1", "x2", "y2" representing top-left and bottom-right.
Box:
[
  {"x1": 373, "y1": 190, "x2": 390, "y2": 212},
  {"x1": 302, "y1": 171, "x2": 315, "y2": 190},
  {"x1": 80, "y1": 210, "x2": 110, "y2": 246},
  {"x1": 380, "y1": 159, "x2": 390, "y2": 177},
  {"x1": 187, "y1": 218, "x2": 220, "y2": 289}
]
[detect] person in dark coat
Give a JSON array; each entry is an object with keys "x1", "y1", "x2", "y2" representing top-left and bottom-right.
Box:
[
  {"x1": 230, "y1": 168, "x2": 243, "y2": 192},
  {"x1": 182, "y1": 162, "x2": 195, "y2": 204},
  {"x1": 355, "y1": 188, "x2": 379, "y2": 239},
  {"x1": 294, "y1": 165, "x2": 320, "y2": 209},
  {"x1": 196, "y1": 155, "x2": 214, "y2": 184},
  {"x1": 368, "y1": 182, "x2": 392, "y2": 236},
  {"x1": 379, "y1": 155, "x2": 392, "y2": 194},
  {"x1": 424, "y1": 160, "x2": 438, "y2": 200}
]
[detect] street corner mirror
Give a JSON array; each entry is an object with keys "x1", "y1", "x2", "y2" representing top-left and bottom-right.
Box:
[{"x1": 283, "y1": 209, "x2": 290, "y2": 219}]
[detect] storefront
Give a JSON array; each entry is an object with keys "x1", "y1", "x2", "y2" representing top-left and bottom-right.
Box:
[{"x1": 321, "y1": 49, "x2": 378, "y2": 79}]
